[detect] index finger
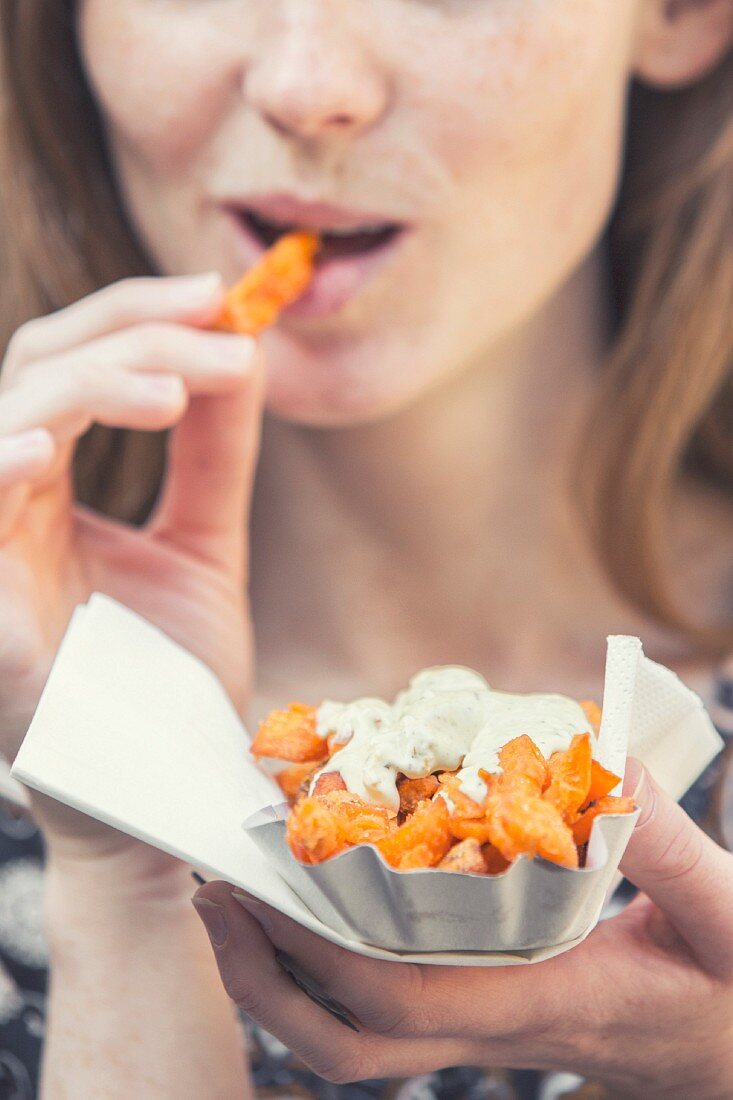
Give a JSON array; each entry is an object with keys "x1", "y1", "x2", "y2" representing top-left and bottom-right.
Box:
[{"x1": 3, "y1": 272, "x2": 225, "y2": 373}]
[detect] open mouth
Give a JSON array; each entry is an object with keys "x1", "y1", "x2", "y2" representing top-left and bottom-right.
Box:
[{"x1": 240, "y1": 209, "x2": 403, "y2": 262}]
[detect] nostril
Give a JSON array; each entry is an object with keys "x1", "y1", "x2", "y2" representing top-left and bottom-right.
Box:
[
  {"x1": 263, "y1": 111, "x2": 294, "y2": 139},
  {"x1": 263, "y1": 109, "x2": 356, "y2": 139}
]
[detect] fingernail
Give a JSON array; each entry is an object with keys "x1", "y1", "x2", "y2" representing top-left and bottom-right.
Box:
[
  {"x1": 623, "y1": 758, "x2": 647, "y2": 803},
  {"x1": 231, "y1": 890, "x2": 275, "y2": 936},
  {"x1": 169, "y1": 271, "x2": 223, "y2": 304},
  {"x1": 192, "y1": 897, "x2": 228, "y2": 947},
  {"x1": 2, "y1": 428, "x2": 53, "y2": 456}
]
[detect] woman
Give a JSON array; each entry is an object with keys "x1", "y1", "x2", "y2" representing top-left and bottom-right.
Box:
[{"x1": 0, "y1": 0, "x2": 731, "y2": 1096}]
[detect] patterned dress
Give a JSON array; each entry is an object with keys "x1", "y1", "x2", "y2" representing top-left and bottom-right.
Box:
[{"x1": 0, "y1": 675, "x2": 730, "y2": 1100}]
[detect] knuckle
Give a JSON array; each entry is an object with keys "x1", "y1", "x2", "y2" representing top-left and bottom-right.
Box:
[
  {"x1": 365, "y1": 967, "x2": 428, "y2": 1038},
  {"x1": 70, "y1": 357, "x2": 103, "y2": 396},
  {"x1": 128, "y1": 321, "x2": 176, "y2": 363},
  {"x1": 220, "y1": 973, "x2": 263, "y2": 1016},
  {"x1": 3, "y1": 323, "x2": 39, "y2": 374},
  {"x1": 653, "y1": 815, "x2": 706, "y2": 885},
  {"x1": 312, "y1": 1043, "x2": 371, "y2": 1084},
  {"x1": 95, "y1": 277, "x2": 156, "y2": 326},
  {"x1": 376, "y1": 999, "x2": 426, "y2": 1039}
]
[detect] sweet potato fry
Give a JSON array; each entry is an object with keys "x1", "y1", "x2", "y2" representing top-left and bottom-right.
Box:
[
  {"x1": 488, "y1": 791, "x2": 579, "y2": 868},
  {"x1": 397, "y1": 774, "x2": 440, "y2": 815},
  {"x1": 437, "y1": 775, "x2": 486, "y2": 818},
  {"x1": 543, "y1": 733, "x2": 592, "y2": 818},
  {"x1": 276, "y1": 762, "x2": 319, "y2": 802},
  {"x1": 579, "y1": 699, "x2": 602, "y2": 734},
  {"x1": 377, "y1": 799, "x2": 452, "y2": 869},
  {"x1": 217, "y1": 231, "x2": 319, "y2": 335},
  {"x1": 481, "y1": 844, "x2": 511, "y2": 875},
  {"x1": 498, "y1": 735, "x2": 548, "y2": 794},
  {"x1": 585, "y1": 759, "x2": 621, "y2": 805},
  {"x1": 438, "y1": 838, "x2": 487, "y2": 874},
  {"x1": 571, "y1": 795, "x2": 635, "y2": 846},
  {"x1": 286, "y1": 797, "x2": 345, "y2": 864},
  {"x1": 320, "y1": 792, "x2": 395, "y2": 846},
  {"x1": 312, "y1": 771, "x2": 347, "y2": 797},
  {"x1": 448, "y1": 818, "x2": 495, "y2": 844},
  {"x1": 251, "y1": 703, "x2": 328, "y2": 763},
  {"x1": 393, "y1": 844, "x2": 442, "y2": 871}
]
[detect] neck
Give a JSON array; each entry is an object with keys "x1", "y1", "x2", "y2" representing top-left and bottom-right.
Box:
[{"x1": 250, "y1": 249, "x2": 678, "y2": 704}]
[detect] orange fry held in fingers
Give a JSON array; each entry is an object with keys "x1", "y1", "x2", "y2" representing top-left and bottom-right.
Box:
[
  {"x1": 218, "y1": 231, "x2": 320, "y2": 334},
  {"x1": 250, "y1": 703, "x2": 327, "y2": 763}
]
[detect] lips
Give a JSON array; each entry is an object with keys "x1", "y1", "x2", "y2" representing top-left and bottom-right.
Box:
[{"x1": 222, "y1": 194, "x2": 409, "y2": 319}]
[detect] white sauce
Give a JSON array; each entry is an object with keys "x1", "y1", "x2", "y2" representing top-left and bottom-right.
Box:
[
  {"x1": 314, "y1": 667, "x2": 594, "y2": 811},
  {"x1": 457, "y1": 692, "x2": 592, "y2": 803}
]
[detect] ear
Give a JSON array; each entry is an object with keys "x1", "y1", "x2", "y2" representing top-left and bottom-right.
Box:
[{"x1": 634, "y1": 0, "x2": 733, "y2": 88}]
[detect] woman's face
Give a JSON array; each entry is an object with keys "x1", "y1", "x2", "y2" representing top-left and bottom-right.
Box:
[{"x1": 79, "y1": 0, "x2": 640, "y2": 424}]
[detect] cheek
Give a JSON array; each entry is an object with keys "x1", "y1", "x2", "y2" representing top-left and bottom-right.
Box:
[
  {"x1": 421, "y1": 0, "x2": 636, "y2": 176},
  {"x1": 393, "y1": 0, "x2": 638, "y2": 344},
  {"x1": 78, "y1": 0, "x2": 244, "y2": 173}
]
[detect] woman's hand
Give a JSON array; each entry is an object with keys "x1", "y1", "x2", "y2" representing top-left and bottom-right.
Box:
[
  {"x1": 195, "y1": 762, "x2": 733, "y2": 1100},
  {"x1": 0, "y1": 273, "x2": 264, "y2": 863}
]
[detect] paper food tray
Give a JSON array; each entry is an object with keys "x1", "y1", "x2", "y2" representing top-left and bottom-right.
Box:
[{"x1": 12, "y1": 595, "x2": 722, "y2": 965}]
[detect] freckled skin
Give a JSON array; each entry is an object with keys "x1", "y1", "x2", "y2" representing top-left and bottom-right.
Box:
[{"x1": 79, "y1": 0, "x2": 638, "y2": 423}]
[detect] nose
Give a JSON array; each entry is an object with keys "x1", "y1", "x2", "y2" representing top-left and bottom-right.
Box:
[{"x1": 245, "y1": 8, "x2": 390, "y2": 142}]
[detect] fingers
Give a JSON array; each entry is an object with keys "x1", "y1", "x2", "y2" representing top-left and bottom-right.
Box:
[
  {"x1": 0, "y1": 325, "x2": 252, "y2": 438},
  {"x1": 619, "y1": 760, "x2": 733, "y2": 977},
  {"x1": 192, "y1": 882, "x2": 468, "y2": 1084},
  {"x1": 228, "y1": 890, "x2": 430, "y2": 1038},
  {"x1": 219, "y1": 890, "x2": 557, "y2": 1046},
  {"x1": 148, "y1": 344, "x2": 265, "y2": 571},
  {"x1": 0, "y1": 429, "x2": 56, "y2": 487},
  {"x1": 2, "y1": 272, "x2": 225, "y2": 375}
]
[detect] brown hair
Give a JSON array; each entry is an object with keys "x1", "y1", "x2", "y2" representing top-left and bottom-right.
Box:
[{"x1": 0, "y1": 1, "x2": 731, "y2": 651}]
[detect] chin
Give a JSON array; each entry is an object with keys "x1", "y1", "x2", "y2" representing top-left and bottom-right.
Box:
[{"x1": 263, "y1": 337, "x2": 422, "y2": 428}]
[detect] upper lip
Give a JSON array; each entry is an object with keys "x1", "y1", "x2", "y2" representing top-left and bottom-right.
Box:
[{"x1": 221, "y1": 192, "x2": 407, "y2": 232}]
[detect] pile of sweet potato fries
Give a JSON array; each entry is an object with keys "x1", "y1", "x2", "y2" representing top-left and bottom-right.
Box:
[{"x1": 250, "y1": 701, "x2": 634, "y2": 874}]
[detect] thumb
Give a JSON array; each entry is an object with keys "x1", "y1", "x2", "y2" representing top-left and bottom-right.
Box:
[
  {"x1": 619, "y1": 759, "x2": 733, "y2": 975},
  {"x1": 149, "y1": 345, "x2": 265, "y2": 579}
]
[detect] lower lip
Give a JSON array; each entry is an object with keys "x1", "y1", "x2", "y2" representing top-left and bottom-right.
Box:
[{"x1": 225, "y1": 210, "x2": 407, "y2": 321}]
